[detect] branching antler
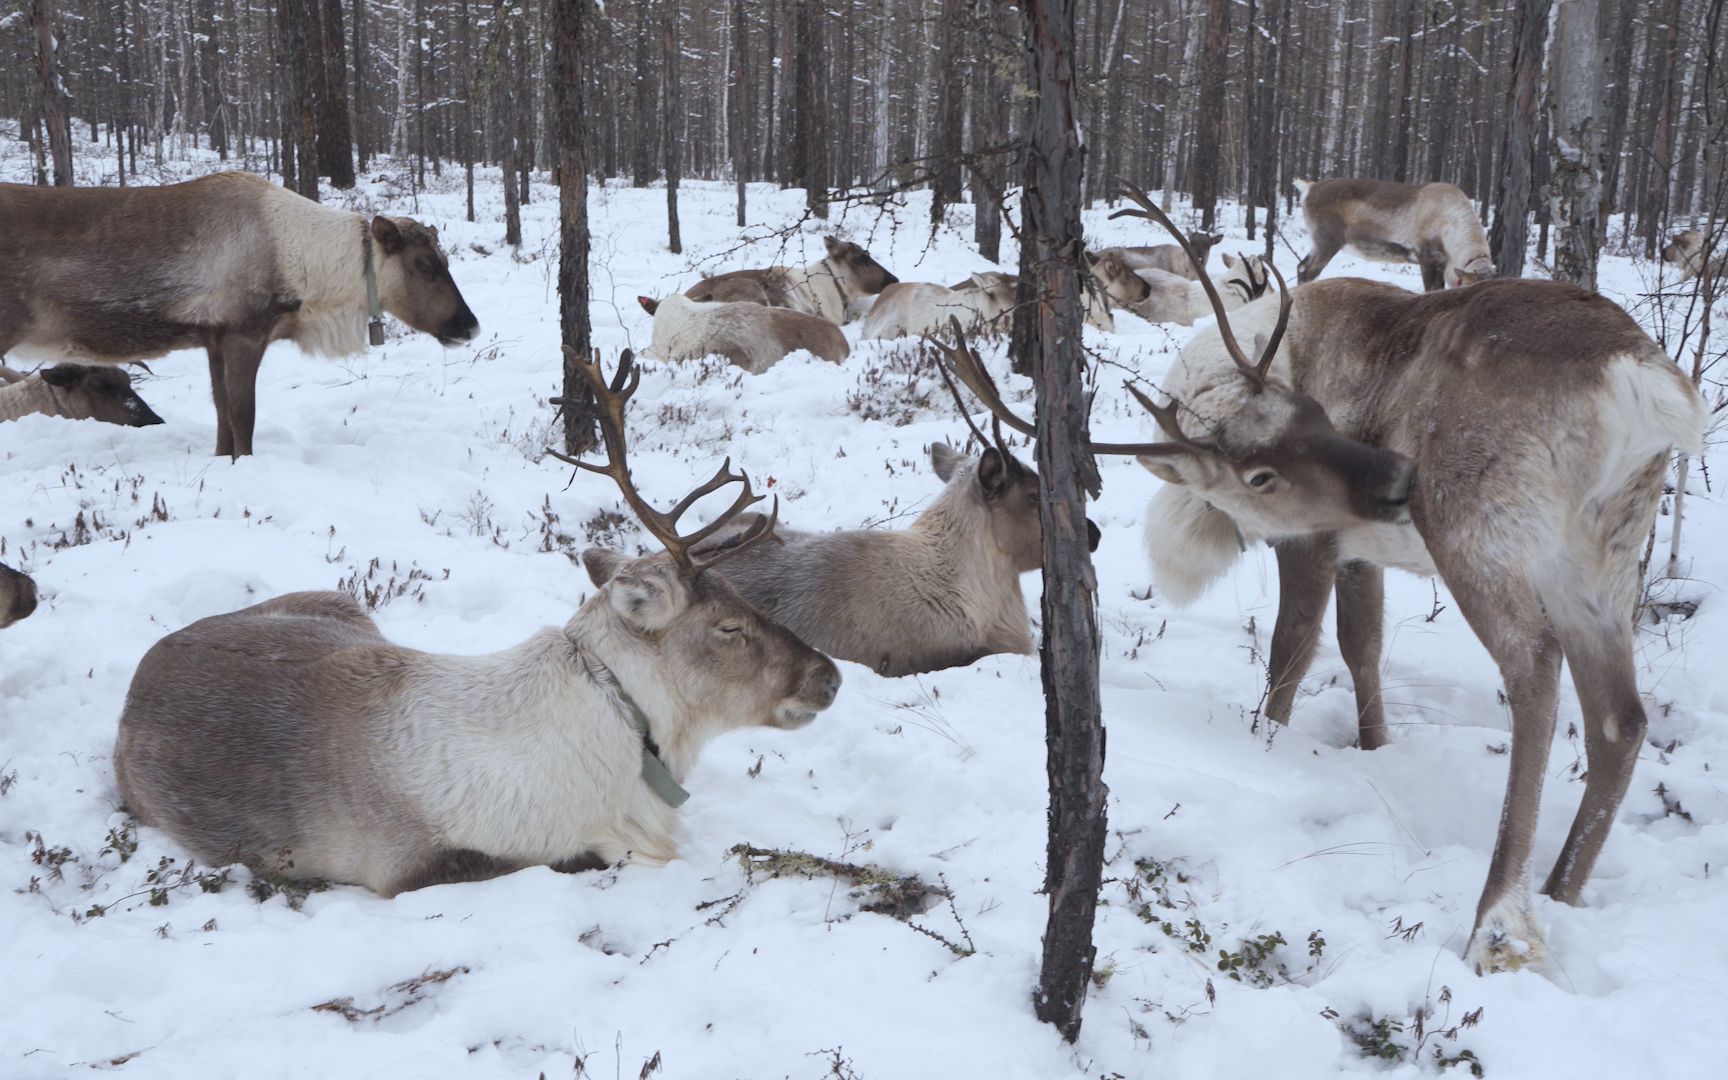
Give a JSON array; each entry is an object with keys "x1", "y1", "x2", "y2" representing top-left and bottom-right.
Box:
[
  {"x1": 547, "y1": 347, "x2": 778, "y2": 573},
  {"x1": 924, "y1": 319, "x2": 1213, "y2": 460},
  {"x1": 1109, "y1": 177, "x2": 1292, "y2": 392}
]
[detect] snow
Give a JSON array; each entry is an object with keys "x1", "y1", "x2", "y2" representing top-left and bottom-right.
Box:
[{"x1": 3, "y1": 144, "x2": 1727, "y2": 1079}]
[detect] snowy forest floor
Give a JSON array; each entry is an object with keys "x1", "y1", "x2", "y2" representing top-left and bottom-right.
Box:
[{"x1": 2, "y1": 139, "x2": 1726, "y2": 1079}]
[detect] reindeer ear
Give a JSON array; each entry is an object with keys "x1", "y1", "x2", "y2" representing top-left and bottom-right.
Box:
[
  {"x1": 1222, "y1": 253, "x2": 1240, "y2": 269},
  {"x1": 40, "y1": 365, "x2": 83, "y2": 387},
  {"x1": 371, "y1": 216, "x2": 405, "y2": 254},
  {"x1": 977, "y1": 448, "x2": 1015, "y2": 499},
  {"x1": 930, "y1": 442, "x2": 965, "y2": 482},
  {"x1": 637, "y1": 295, "x2": 660, "y2": 315},
  {"x1": 581, "y1": 548, "x2": 628, "y2": 586},
  {"x1": 1137, "y1": 454, "x2": 1187, "y2": 486}
]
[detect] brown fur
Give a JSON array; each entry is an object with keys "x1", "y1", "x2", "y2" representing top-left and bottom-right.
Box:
[
  {"x1": 685, "y1": 236, "x2": 898, "y2": 323},
  {"x1": 1102, "y1": 230, "x2": 1223, "y2": 280},
  {"x1": 0, "y1": 562, "x2": 37, "y2": 628},
  {"x1": 0, "y1": 173, "x2": 478, "y2": 457},
  {"x1": 1295, "y1": 178, "x2": 1493, "y2": 291}
]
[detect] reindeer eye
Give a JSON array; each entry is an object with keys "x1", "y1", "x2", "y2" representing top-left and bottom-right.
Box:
[
  {"x1": 717, "y1": 623, "x2": 744, "y2": 636},
  {"x1": 1244, "y1": 468, "x2": 1278, "y2": 490}
]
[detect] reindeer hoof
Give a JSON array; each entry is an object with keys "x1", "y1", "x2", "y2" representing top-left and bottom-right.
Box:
[{"x1": 1464, "y1": 914, "x2": 1547, "y2": 974}]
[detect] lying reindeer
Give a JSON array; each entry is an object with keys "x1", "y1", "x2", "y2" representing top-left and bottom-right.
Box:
[
  {"x1": 861, "y1": 273, "x2": 1018, "y2": 340},
  {"x1": 686, "y1": 236, "x2": 898, "y2": 324},
  {"x1": 114, "y1": 349, "x2": 841, "y2": 896},
  {"x1": 699, "y1": 413, "x2": 1100, "y2": 677},
  {"x1": 1294, "y1": 177, "x2": 1494, "y2": 291},
  {"x1": 0, "y1": 172, "x2": 478, "y2": 457},
  {"x1": 1130, "y1": 253, "x2": 1271, "y2": 326},
  {"x1": 1662, "y1": 229, "x2": 1725, "y2": 282},
  {"x1": 960, "y1": 253, "x2": 1138, "y2": 332},
  {"x1": 0, "y1": 563, "x2": 37, "y2": 629},
  {"x1": 1095, "y1": 184, "x2": 1702, "y2": 973},
  {"x1": 1101, "y1": 229, "x2": 1223, "y2": 280},
  {"x1": 640, "y1": 293, "x2": 848, "y2": 373},
  {"x1": 0, "y1": 364, "x2": 165, "y2": 427}
]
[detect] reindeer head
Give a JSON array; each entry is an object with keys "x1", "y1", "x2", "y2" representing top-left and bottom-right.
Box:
[
  {"x1": 39, "y1": 365, "x2": 165, "y2": 427},
  {"x1": 930, "y1": 440, "x2": 1101, "y2": 574},
  {"x1": 1449, "y1": 255, "x2": 1497, "y2": 288},
  {"x1": 551, "y1": 349, "x2": 841, "y2": 733},
  {"x1": 1086, "y1": 249, "x2": 1153, "y2": 307},
  {"x1": 823, "y1": 236, "x2": 899, "y2": 297},
  {"x1": 372, "y1": 216, "x2": 481, "y2": 346}
]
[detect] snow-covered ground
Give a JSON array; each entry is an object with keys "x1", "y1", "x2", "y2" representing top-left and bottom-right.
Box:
[{"x1": 3, "y1": 141, "x2": 1726, "y2": 1079}]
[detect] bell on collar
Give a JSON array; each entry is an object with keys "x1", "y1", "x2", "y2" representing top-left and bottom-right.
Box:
[{"x1": 368, "y1": 319, "x2": 385, "y2": 347}]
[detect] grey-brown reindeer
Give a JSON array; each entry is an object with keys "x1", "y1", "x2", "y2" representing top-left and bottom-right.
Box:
[
  {"x1": 113, "y1": 348, "x2": 840, "y2": 896},
  {"x1": 0, "y1": 172, "x2": 478, "y2": 457},
  {"x1": 700, "y1": 375, "x2": 1102, "y2": 677},
  {"x1": 1101, "y1": 228, "x2": 1224, "y2": 280},
  {"x1": 1087, "y1": 182, "x2": 1703, "y2": 973},
  {"x1": 685, "y1": 235, "x2": 899, "y2": 323},
  {"x1": 1293, "y1": 177, "x2": 1495, "y2": 291},
  {"x1": 0, "y1": 364, "x2": 165, "y2": 428}
]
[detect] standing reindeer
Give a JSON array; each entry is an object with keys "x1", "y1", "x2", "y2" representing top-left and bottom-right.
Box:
[
  {"x1": 114, "y1": 349, "x2": 840, "y2": 895},
  {"x1": 1294, "y1": 178, "x2": 1494, "y2": 291},
  {"x1": 1089, "y1": 184, "x2": 1704, "y2": 973}
]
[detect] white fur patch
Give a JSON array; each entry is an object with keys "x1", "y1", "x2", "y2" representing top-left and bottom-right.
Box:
[{"x1": 1143, "y1": 485, "x2": 1244, "y2": 607}]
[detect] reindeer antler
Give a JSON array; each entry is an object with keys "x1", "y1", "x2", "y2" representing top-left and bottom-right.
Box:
[
  {"x1": 924, "y1": 319, "x2": 1215, "y2": 460},
  {"x1": 547, "y1": 347, "x2": 778, "y2": 573},
  {"x1": 1109, "y1": 178, "x2": 1291, "y2": 391}
]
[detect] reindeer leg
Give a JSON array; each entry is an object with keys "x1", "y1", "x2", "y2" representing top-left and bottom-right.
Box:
[
  {"x1": 1444, "y1": 568, "x2": 1563, "y2": 973},
  {"x1": 206, "y1": 342, "x2": 233, "y2": 458},
  {"x1": 221, "y1": 333, "x2": 268, "y2": 458},
  {"x1": 1335, "y1": 560, "x2": 1389, "y2": 750},
  {"x1": 1266, "y1": 536, "x2": 1338, "y2": 728},
  {"x1": 1418, "y1": 248, "x2": 1449, "y2": 292}
]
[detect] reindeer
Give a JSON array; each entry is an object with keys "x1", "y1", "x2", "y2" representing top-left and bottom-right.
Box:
[
  {"x1": 1131, "y1": 253, "x2": 1271, "y2": 326},
  {"x1": 1101, "y1": 229, "x2": 1224, "y2": 280},
  {"x1": 697, "y1": 410, "x2": 1101, "y2": 677},
  {"x1": 0, "y1": 172, "x2": 478, "y2": 457},
  {"x1": 113, "y1": 349, "x2": 840, "y2": 896},
  {"x1": 0, "y1": 563, "x2": 36, "y2": 629},
  {"x1": 685, "y1": 236, "x2": 898, "y2": 324},
  {"x1": 1293, "y1": 178, "x2": 1494, "y2": 291},
  {"x1": 861, "y1": 273, "x2": 1019, "y2": 340},
  {"x1": 0, "y1": 364, "x2": 165, "y2": 427},
  {"x1": 1662, "y1": 229, "x2": 1725, "y2": 282},
  {"x1": 1074, "y1": 184, "x2": 1703, "y2": 973},
  {"x1": 640, "y1": 293, "x2": 849, "y2": 373}
]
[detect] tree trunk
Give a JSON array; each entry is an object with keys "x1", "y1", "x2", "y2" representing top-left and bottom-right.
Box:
[
  {"x1": 793, "y1": 0, "x2": 829, "y2": 217},
  {"x1": 556, "y1": 0, "x2": 597, "y2": 454},
  {"x1": 1020, "y1": 0, "x2": 1107, "y2": 1045},
  {"x1": 1549, "y1": 0, "x2": 1601, "y2": 289},
  {"x1": 930, "y1": 0, "x2": 966, "y2": 223},
  {"x1": 1490, "y1": 0, "x2": 1550, "y2": 277},
  {"x1": 1641, "y1": 0, "x2": 1684, "y2": 257},
  {"x1": 31, "y1": 0, "x2": 74, "y2": 186},
  {"x1": 970, "y1": 0, "x2": 1008, "y2": 262},
  {"x1": 1391, "y1": 0, "x2": 1418, "y2": 182},
  {"x1": 315, "y1": 0, "x2": 357, "y2": 187},
  {"x1": 665, "y1": 0, "x2": 683, "y2": 253},
  {"x1": 731, "y1": 0, "x2": 749, "y2": 225},
  {"x1": 633, "y1": 0, "x2": 657, "y2": 186},
  {"x1": 277, "y1": 0, "x2": 320, "y2": 199},
  {"x1": 1190, "y1": 0, "x2": 1230, "y2": 229}
]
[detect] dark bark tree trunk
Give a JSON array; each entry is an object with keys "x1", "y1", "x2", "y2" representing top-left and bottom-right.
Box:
[
  {"x1": 353, "y1": 0, "x2": 369, "y2": 171},
  {"x1": 931, "y1": 0, "x2": 966, "y2": 223},
  {"x1": 1391, "y1": 0, "x2": 1418, "y2": 182},
  {"x1": 633, "y1": 0, "x2": 657, "y2": 186},
  {"x1": 665, "y1": 0, "x2": 683, "y2": 253},
  {"x1": 970, "y1": 0, "x2": 1009, "y2": 262},
  {"x1": 1550, "y1": 0, "x2": 1602, "y2": 289},
  {"x1": 317, "y1": 0, "x2": 357, "y2": 187},
  {"x1": 793, "y1": 0, "x2": 829, "y2": 217},
  {"x1": 731, "y1": 0, "x2": 749, "y2": 225},
  {"x1": 278, "y1": 0, "x2": 321, "y2": 199},
  {"x1": 493, "y1": 0, "x2": 522, "y2": 246},
  {"x1": 31, "y1": 0, "x2": 74, "y2": 186},
  {"x1": 1641, "y1": 0, "x2": 1684, "y2": 257},
  {"x1": 556, "y1": 0, "x2": 597, "y2": 454},
  {"x1": 1190, "y1": 0, "x2": 1231, "y2": 229},
  {"x1": 1489, "y1": 0, "x2": 1550, "y2": 277},
  {"x1": 1020, "y1": 0, "x2": 1107, "y2": 1046}
]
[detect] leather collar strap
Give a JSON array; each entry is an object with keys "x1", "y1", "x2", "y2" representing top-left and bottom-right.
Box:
[{"x1": 582, "y1": 655, "x2": 691, "y2": 809}]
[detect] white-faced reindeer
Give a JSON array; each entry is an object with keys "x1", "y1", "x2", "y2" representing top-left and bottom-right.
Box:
[
  {"x1": 0, "y1": 364, "x2": 165, "y2": 427},
  {"x1": 640, "y1": 293, "x2": 849, "y2": 373},
  {"x1": 1093, "y1": 184, "x2": 1704, "y2": 973},
  {"x1": 0, "y1": 562, "x2": 37, "y2": 629},
  {"x1": 686, "y1": 236, "x2": 899, "y2": 324},
  {"x1": 861, "y1": 273, "x2": 1019, "y2": 340},
  {"x1": 698, "y1": 400, "x2": 1100, "y2": 677},
  {"x1": 0, "y1": 172, "x2": 479, "y2": 457},
  {"x1": 1294, "y1": 178, "x2": 1494, "y2": 291},
  {"x1": 1131, "y1": 253, "x2": 1271, "y2": 326},
  {"x1": 114, "y1": 349, "x2": 840, "y2": 895}
]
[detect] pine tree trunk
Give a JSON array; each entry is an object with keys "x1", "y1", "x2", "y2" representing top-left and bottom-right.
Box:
[
  {"x1": 31, "y1": 0, "x2": 74, "y2": 186},
  {"x1": 665, "y1": 0, "x2": 683, "y2": 253},
  {"x1": 1020, "y1": 0, "x2": 1107, "y2": 1045},
  {"x1": 318, "y1": 0, "x2": 358, "y2": 188},
  {"x1": 556, "y1": 0, "x2": 597, "y2": 455},
  {"x1": 794, "y1": 0, "x2": 829, "y2": 216},
  {"x1": 930, "y1": 0, "x2": 966, "y2": 223},
  {"x1": 277, "y1": 0, "x2": 320, "y2": 199},
  {"x1": 1550, "y1": 0, "x2": 1601, "y2": 289},
  {"x1": 633, "y1": 0, "x2": 657, "y2": 186},
  {"x1": 732, "y1": 0, "x2": 749, "y2": 225},
  {"x1": 1490, "y1": 0, "x2": 1550, "y2": 277}
]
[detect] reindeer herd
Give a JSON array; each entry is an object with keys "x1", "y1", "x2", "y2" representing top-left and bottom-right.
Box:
[{"x1": 0, "y1": 168, "x2": 1713, "y2": 978}]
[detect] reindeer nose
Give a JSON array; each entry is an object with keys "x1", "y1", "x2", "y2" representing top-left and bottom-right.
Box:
[
  {"x1": 802, "y1": 658, "x2": 842, "y2": 710},
  {"x1": 1384, "y1": 456, "x2": 1416, "y2": 505},
  {"x1": 1085, "y1": 518, "x2": 1102, "y2": 552}
]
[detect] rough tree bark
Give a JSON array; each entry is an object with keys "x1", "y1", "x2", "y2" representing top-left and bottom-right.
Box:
[
  {"x1": 278, "y1": 0, "x2": 321, "y2": 199},
  {"x1": 931, "y1": 0, "x2": 966, "y2": 224},
  {"x1": 317, "y1": 0, "x2": 357, "y2": 187},
  {"x1": 793, "y1": 0, "x2": 828, "y2": 217},
  {"x1": 665, "y1": 0, "x2": 683, "y2": 253},
  {"x1": 1020, "y1": 0, "x2": 1108, "y2": 1046},
  {"x1": 633, "y1": 0, "x2": 656, "y2": 187},
  {"x1": 731, "y1": 0, "x2": 748, "y2": 225},
  {"x1": 31, "y1": 0, "x2": 74, "y2": 186},
  {"x1": 1191, "y1": 0, "x2": 1231, "y2": 229},
  {"x1": 556, "y1": 0, "x2": 597, "y2": 454},
  {"x1": 1489, "y1": 0, "x2": 1551, "y2": 278},
  {"x1": 1550, "y1": 0, "x2": 1602, "y2": 289}
]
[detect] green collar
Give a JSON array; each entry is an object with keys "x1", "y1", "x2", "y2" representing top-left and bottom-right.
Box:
[{"x1": 585, "y1": 655, "x2": 690, "y2": 809}]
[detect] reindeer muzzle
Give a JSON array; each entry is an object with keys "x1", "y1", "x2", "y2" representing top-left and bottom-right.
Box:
[
  {"x1": 777, "y1": 655, "x2": 842, "y2": 728},
  {"x1": 437, "y1": 307, "x2": 481, "y2": 346},
  {"x1": 1086, "y1": 518, "x2": 1102, "y2": 552}
]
